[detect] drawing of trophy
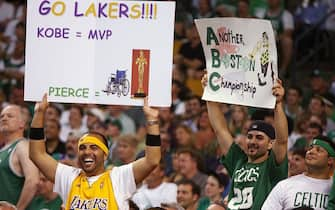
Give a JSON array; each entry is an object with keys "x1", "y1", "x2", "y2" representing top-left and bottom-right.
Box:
[{"x1": 132, "y1": 49, "x2": 150, "y2": 98}]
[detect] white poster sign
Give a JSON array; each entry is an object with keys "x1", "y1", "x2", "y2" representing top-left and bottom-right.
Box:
[
  {"x1": 195, "y1": 18, "x2": 277, "y2": 109},
  {"x1": 25, "y1": 0, "x2": 175, "y2": 106}
]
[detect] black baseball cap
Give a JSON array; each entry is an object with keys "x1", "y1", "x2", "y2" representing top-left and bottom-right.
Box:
[{"x1": 247, "y1": 120, "x2": 275, "y2": 139}]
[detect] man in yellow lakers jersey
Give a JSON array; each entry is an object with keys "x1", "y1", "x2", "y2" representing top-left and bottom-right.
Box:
[{"x1": 29, "y1": 94, "x2": 162, "y2": 209}]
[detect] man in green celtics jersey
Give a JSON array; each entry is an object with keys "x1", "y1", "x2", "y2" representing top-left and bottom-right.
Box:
[
  {"x1": 29, "y1": 94, "x2": 162, "y2": 209},
  {"x1": 205, "y1": 77, "x2": 288, "y2": 209},
  {"x1": 0, "y1": 105, "x2": 40, "y2": 210},
  {"x1": 262, "y1": 135, "x2": 334, "y2": 209}
]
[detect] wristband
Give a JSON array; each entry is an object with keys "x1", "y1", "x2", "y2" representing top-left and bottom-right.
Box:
[
  {"x1": 29, "y1": 128, "x2": 45, "y2": 140},
  {"x1": 146, "y1": 134, "x2": 161, "y2": 146}
]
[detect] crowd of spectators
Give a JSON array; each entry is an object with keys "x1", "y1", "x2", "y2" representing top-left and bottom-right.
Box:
[{"x1": 1, "y1": 0, "x2": 335, "y2": 209}]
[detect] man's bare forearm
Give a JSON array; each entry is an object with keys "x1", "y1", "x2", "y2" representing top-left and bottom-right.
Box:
[
  {"x1": 29, "y1": 95, "x2": 58, "y2": 182},
  {"x1": 274, "y1": 102, "x2": 288, "y2": 145},
  {"x1": 16, "y1": 177, "x2": 39, "y2": 210},
  {"x1": 207, "y1": 101, "x2": 233, "y2": 156}
]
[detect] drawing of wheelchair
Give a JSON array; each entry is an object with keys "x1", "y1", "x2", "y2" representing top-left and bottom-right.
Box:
[{"x1": 103, "y1": 70, "x2": 130, "y2": 97}]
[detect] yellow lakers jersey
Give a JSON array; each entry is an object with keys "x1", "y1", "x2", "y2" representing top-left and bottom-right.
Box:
[{"x1": 65, "y1": 170, "x2": 118, "y2": 210}]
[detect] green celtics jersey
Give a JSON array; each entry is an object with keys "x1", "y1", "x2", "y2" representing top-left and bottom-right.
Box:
[
  {"x1": 0, "y1": 140, "x2": 24, "y2": 205},
  {"x1": 221, "y1": 143, "x2": 288, "y2": 210}
]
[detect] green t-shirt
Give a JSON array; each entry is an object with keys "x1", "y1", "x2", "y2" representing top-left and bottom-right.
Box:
[
  {"x1": 197, "y1": 197, "x2": 211, "y2": 210},
  {"x1": 221, "y1": 143, "x2": 288, "y2": 210},
  {"x1": 28, "y1": 195, "x2": 63, "y2": 210}
]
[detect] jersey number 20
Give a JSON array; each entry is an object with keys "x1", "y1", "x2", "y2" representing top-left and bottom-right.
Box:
[{"x1": 227, "y1": 187, "x2": 254, "y2": 209}]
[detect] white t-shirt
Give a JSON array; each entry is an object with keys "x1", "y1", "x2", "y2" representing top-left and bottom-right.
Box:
[
  {"x1": 262, "y1": 174, "x2": 332, "y2": 210},
  {"x1": 132, "y1": 182, "x2": 177, "y2": 209},
  {"x1": 54, "y1": 162, "x2": 136, "y2": 210}
]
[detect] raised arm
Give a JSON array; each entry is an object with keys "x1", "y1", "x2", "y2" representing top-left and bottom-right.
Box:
[
  {"x1": 202, "y1": 74, "x2": 233, "y2": 156},
  {"x1": 271, "y1": 79, "x2": 288, "y2": 164},
  {"x1": 132, "y1": 97, "x2": 161, "y2": 184},
  {"x1": 207, "y1": 101, "x2": 234, "y2": 156},
  {"x1": 29, "y1": 94, "x2": 58, "y2": 182}
]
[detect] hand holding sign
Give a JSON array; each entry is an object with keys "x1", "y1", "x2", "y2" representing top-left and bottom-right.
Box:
[
  {"x1": 272, "y1": 79, "x2": 284, "y2": 104},
  {"x1": 34, "y1": 93, "x2": 49, "y2": 114}
]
